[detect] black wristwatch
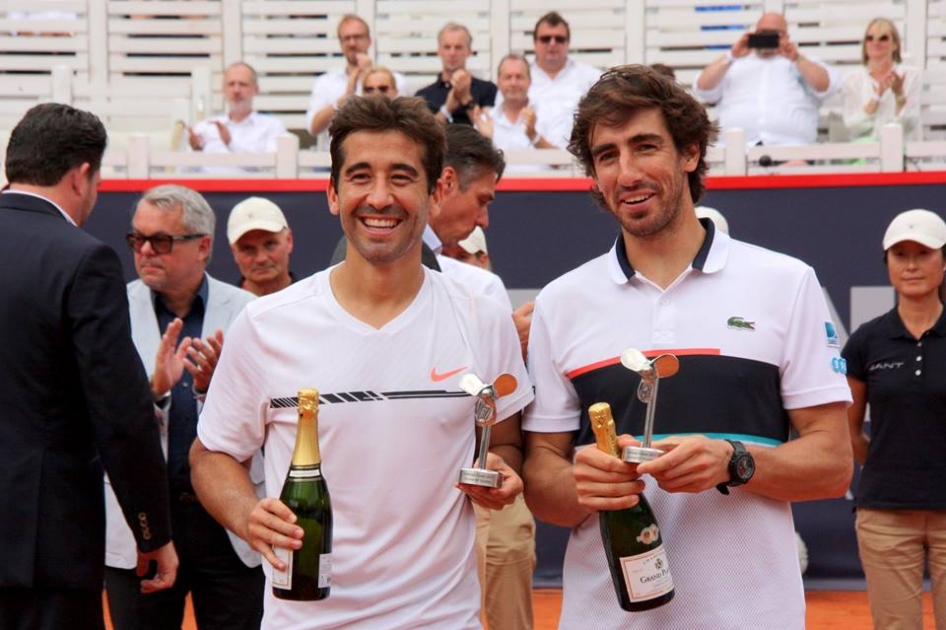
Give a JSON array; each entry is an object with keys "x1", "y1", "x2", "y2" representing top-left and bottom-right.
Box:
[{"x1": 716, "y1": 439, "x2": 755, "y2": 495}]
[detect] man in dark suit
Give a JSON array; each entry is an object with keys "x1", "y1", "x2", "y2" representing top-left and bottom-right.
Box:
[{"x1": 0, "y1": 103, "x2": 178, "y2": 630}]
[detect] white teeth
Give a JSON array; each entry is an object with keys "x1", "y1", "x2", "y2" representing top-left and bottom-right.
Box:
[
  {"x1": 363, "y1": 217, "x2": 397, "y2": 228},
  {"x1": 624, "y1": 195, "x2": 650, "y2": 204}
]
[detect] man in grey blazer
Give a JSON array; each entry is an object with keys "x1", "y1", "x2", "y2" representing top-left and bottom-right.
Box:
[
  {"x1": 104, "y1": 185, "x2": 262, "y2": 630},
  {"x1": 0, "y1": 104, "x2": 178, "y2": 630}
]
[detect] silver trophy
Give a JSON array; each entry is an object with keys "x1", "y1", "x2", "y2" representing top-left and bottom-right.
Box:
[
  {"x1": 458, "y1": 372, "x2": 518, "y2": 488},
  {"x1": 619, "y1": 349, "x2": 679, "y2": 463}
]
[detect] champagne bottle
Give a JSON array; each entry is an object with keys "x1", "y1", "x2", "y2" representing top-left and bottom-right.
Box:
[
  {"x1": 272, "y1": 388, "x2": 333, "y2": 601},
  {"x1": 589, "y1": 402, "x2": 674, "y2": 611}
]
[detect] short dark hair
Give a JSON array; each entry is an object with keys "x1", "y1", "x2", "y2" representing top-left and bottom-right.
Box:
[
  {"x1": 445, "y1": 124, "x2": 505, "y2": 189},
  {"x1": 534, "y1": 11, "x2": 570, "y2": 40},
  {"x1": 568, "y1": 64, "x2": 716, "y2": 205},
  {"x1": 5, "y1": 103, "x2": 107, "y2": 186},
  {"x1": 329, "y1": 96, "x2": 445, "y2": 194}
]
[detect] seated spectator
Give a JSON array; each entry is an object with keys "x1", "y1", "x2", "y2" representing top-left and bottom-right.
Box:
[
  {"x1": 417, "y1": 22, "x2": 497, "y2": 125},
  {"x1": 474, "y1": 54, "x2": 556, "y2": 172},
  {"x1": 305, "y1": 14, "x2": 407, "y2": 147},
  {"x1": 362, "y1": 66, "x2": 399, "y2": 98},
  {"x1": 693, "y1": 12, "x2": 840, "y2": 148},
  {"x1": 523, "y1": 11, "x2": 601, "y2": 148},
  {"x1": 842, "y1": 18, "x2": 921, "y2": 142},
  {"x1": 187, "y1": 62, "x2": 287, "y2": 173}
]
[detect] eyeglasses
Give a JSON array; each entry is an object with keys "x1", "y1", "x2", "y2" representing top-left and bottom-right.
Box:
[
  {"x1": 340, "y1": 33, "x2": 368, "y2": 43},
  {"x1": 125, "y1": 232, "x2": 206, "y2": 254},
  {"x1": 865, "y1": 34, "x2": 891, "y2": 42},
  {"x1": 363, "y1": 85, "x2": 392, "y2": 94},
  {"x1": 537, "y1": 35, "x2": 568, "y2": 44}
]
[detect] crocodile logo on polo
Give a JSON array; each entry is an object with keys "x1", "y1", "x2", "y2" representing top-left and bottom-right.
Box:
[{"x1": 727, "y1": 316, "x2": 755, "y2": 330}]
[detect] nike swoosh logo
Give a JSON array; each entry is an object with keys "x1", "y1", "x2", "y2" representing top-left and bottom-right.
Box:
[{"x1": 430, "y1": 366, "x2": 468, "y2": 382}]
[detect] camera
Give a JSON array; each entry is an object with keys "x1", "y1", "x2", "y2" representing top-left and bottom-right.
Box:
[{"x1": 747, "y1": 32, "x2": 780, "y2": 49}]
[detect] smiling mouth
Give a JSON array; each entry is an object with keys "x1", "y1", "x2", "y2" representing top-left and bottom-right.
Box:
[
  {"x1": 621, "y1": 193, "x2": 655, "y2": 206},
  {"x1": 361, "y1": 216, "x2": 400, "y2": 230}
]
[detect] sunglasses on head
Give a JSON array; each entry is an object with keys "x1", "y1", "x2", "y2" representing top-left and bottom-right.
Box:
[
  {"x1": 865, "y1": 34, "x2": 891, "y2": 42},
  {"x1": 537, "y1": 35, "x2": 567, "y2": 44},
  {"x1": 126, "y1": 232, "x2": 205, "y2": 255},
  {"x1": 363, "y1": 85, "x2": 392, "y2": 94}
]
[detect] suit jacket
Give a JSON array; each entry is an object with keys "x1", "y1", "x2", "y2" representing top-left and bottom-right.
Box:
[
  {"x1": 0, "y1": 192, "x2": 171, "y2": 589},
  {"x1": 105, "y1": 275, "x2": 263, "y2": 569}
]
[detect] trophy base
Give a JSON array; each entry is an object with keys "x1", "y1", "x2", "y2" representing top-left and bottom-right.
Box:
[
  {"x1": 622, "y1": 446, "x2": 663, "y2": 463},
  {"x1": 458, "y1": 467, "x2": 502, "y2": 488}
]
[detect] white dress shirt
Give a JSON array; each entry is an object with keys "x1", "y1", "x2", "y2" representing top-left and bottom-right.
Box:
[
  {"x1": 189, "y1": 111, "x2": 287, "y2": 174},
  {"x1": 487, "y1": 102, "x2": 553, "y2": 173},
  {"x1": 841, "y1": 64, "x2": 922, "y2": 142},
  {"x1": 693, "y1": 53, "x2": 840, "y2": 147}
]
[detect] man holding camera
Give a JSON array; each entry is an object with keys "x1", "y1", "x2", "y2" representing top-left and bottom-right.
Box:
[{"x1": 693, "y1": 12, "x2": 839, "y2": 148}]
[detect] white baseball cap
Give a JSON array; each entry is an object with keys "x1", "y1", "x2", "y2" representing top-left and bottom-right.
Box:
[
  {"x1": 882, "y1": 209, "x2": 946, "y2": 251},
  {"x1": 458, "y1": 226, "x2": 488, "y2": 255},
  {"x1": 227, "y1": 197, "x2": 288, "y2": 245}
]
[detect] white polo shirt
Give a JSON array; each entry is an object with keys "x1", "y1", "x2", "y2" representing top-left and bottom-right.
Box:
[
  {"x1": 189, "y1": 111, "x2": 287, "y2": 174},
  {"x1": 198, "y1": 267, "x2": 532, "y2": 630},
  {"x1": 524, "y1": 223, "x2": 851, "y2": 629}
]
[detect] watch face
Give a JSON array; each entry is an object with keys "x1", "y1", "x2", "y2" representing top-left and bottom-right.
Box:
[{"x1": 735, "y1": 453, "x2": 755, "y2": 481}]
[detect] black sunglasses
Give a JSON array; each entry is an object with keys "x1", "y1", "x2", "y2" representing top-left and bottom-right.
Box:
[
  {"x1": 126, "y1": 232, "x2": 206, "y2": 254},
  {"x1": 865, "y1": 34, "x2": 891, "y2": 42},
  {"x1": 537, "y1": 35, "x2": 567, "y2": 44}
]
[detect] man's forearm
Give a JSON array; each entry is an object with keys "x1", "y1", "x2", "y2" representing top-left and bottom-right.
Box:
[{"x1": 190, "y1": 439, "x2": 259, "y2": 542}]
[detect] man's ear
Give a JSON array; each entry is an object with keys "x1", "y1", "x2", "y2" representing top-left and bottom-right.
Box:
[
  {"x1": 69, "y1": 162, "x2": 93, "y2": 196},
  {"x1": 427, "y1": 177, "x2": 445, "y2": 222},
  {"x1": 285, "y1": 229, "x2": 294, "y2": 253},
  {"x1": 440, "y1": 166, "x2": 458, "y2": 195},
  {"x1": 682, "y1": 144, "x2": 700, "y2": 173},
  {"x1": 327, "y1": 184, "x2": 340, "y2": 216}
]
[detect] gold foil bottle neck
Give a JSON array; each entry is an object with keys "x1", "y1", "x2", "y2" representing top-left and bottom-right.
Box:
[
  {"x1": 292, "y1": 388, "x2": 322, "y2": 466},
  {"x1": 589, "y1": 402, "x2": 621, "y2": 458}
]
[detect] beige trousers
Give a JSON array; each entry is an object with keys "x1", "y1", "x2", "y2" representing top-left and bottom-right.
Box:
[
  {"x1": 475, "y1": 495, "x2": 537, "y2": 630},
  {"x1": 856, "y1": 508, "x2": 946, "y2": 630}
]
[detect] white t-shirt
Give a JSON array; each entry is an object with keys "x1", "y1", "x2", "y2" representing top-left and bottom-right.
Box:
[
  {"x1": 524, "y1": 227, "x2": 851, "y2": 629},
  {"x1": 198, "y1": 267, "x2": 532, "y2": 630},
  {"x1": 189, "y1": 111, "x2": 287, "y2": 174},
  {"x1": 305, "y1": 68, "x2": 409, "y2": 150},
  {"x1": 693, "y1": 54, "x2": 840, "y2": 147}
]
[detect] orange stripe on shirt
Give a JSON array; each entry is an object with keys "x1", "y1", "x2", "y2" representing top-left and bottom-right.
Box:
[{"x1": 566, "y1": 348, "x2": 721, "y2": 380}]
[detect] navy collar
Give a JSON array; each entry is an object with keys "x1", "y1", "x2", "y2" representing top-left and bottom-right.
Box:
[{"x1": 613, "y1": 217, "x2": 717, "y2": 281}]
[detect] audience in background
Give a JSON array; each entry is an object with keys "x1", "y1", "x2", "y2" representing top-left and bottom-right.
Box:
[
  {"x1": 841, "y1": 18, "x2": 922, "y2": 142},
  {"x1": 474, "y1": 54, "x2": 557, "y2": 171},
  {"x1": 305, "y1": 14, "x2": 407, "y2": 147},
  {"x1": 693, "y1": 12, "x2": 840, "y2": 148},
  {"x1": 521, "y1": 11, "x2": 601, "y2": 149},
  {"x1": 187, "y1": 62, "x2": 287, "y2": 173},
  {"x1": 416, "y1": 22, "x2": 497, "y2": 126}
]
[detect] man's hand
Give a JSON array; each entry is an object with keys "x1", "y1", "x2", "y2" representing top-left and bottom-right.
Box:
[
  {"x1": 184, "y1": 329, "x2": 224, "y2": 394},
  {"x1": 780, "y1": 36, "x2": 801, "y2": 62},
  {"x1": 574, "y1": 437, "x2": 646, "y2": 512},
  {"x1": 151, "y1": 318, "x2": 187, "y2": 398},
  {"x1": 732, "y1": 32, "x2": 752, "y2": 58},
  {"x1": 471, "y1": 105, "x2": 493, "y2": 138},
  {"x1": 636, "y1": 435, "x2": 732, "y2": 493},
  {"x1": 458, "y1": 452, "x2": 523, "y2": 511},
  {"x1": 187, "y1": 127, "x2": 204, "y2": 151},
  {"x1": 445, "y1": 69, "x2": 473, "y2": 111},
  {"x1": 247, "y1": 497, "x2": 304, "y2": 571},
  {"x1": 136, "y1": 541, "x2": 179, "y2": 594}
]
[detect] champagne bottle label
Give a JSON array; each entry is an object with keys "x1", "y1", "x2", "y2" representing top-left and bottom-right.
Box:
[
  {"x1": 271, "y1": 546, "x2": 293, "y2": 589},
  {"x1": 288, "y1": 468, "x2": 322, "y2": 479},
  {"x1": 620, "y1": 543, "x2": 674, "y2": 602},
  {"x1": 318, "y1": 554, "x2": 333, "y2": 588}
]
